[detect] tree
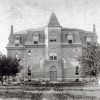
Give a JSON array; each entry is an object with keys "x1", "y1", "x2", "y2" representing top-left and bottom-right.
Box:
[
  {"x1": 78, "y1": 42, "x2": 100, "y2": 82},
  {"x1": 0, "y1": 55, "x2": 22, "y2": 85}
]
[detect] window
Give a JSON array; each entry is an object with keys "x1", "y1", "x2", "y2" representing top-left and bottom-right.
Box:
[
  {"x1": 50, "y1": 52, "x2": 57, "y2": 60},
  {"x1": 33, "y1": 34, "x2": 39, "y2": 44},
  {"x1": 68, "y1": 40, "x2": 72, "y2": 43},
  {"x1": 49, "y1": 34, "x2": 57, "y2": 42},
  {"x1": 86, "y1": 36, "x2": 91, "y2": 45},
  {"x1": 74, "y1": 49, "x2": 79, "y2": 57},
  {"x1": 14, "y1": 52, "x2": 18, "y2": 58},
  {"x1": 54, "y1": 56, "x2": 57, "y2": 60},
  {"x1": 28, "y1": 50, "x2": 31, "y2": 57},
  {"x1": 28, "y1": 66, "x2": 31, "y2": 76},
  {"x1": 50, "y1": 39, "x2": 57, "y2": 42},
  {"x1": 67, "y1": 34, "x2": 73, "y2": 44},
  {"x1": 50, "y1": 40, "x2": 53, "y2": 42},
  {"x1": 75, "y1": 66, "x2": 79, "y2": 75},
  {"x1": 53, "y1": 52, "x2": 57, "y2": 60},
  {"x1": 50, "y1": 56, "x2": 53, "y2": 60},
  {"x1": 15, "y1": 39, "x2": 20, "y2": 46},
  {"x1": 34, "y1": 41, "x2": 38, "y2": 44}
]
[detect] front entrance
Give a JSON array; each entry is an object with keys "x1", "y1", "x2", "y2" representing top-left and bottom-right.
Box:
[{"x1": 50, "y1": 66, "x2": 57, "y2": 81}]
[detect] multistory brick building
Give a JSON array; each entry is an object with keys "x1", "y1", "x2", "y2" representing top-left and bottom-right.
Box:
[{"x1": 6, "y1": 12, "x2": 98, "y2": 82}]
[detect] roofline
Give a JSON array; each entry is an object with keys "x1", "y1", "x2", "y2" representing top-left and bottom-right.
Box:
[
  {"x1": 11, "y1": 26, "x2": 96, "y2": 35},
  {"x1": 62, "y1": 27, "x2": 96, "y2": 33}
]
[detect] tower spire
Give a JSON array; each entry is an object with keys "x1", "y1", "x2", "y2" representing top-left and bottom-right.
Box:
[{"x1": 48, "y1": 12, "x2": 61, "y2": 27}]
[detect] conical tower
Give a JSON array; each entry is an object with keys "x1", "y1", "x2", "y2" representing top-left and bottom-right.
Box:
[{"x1": 48, "y1": 12, "x2": 61, "y2": 27}]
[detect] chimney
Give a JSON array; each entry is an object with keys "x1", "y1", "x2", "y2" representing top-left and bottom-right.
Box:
[
  {"x1": 11, "y1": 25, "x2": 13, "y2": 34},
  {"x1": 93, "y1": 24, "x2": 96, "y2": 32}
]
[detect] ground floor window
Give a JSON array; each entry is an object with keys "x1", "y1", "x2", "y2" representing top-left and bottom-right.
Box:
[
  {"x1": 28, "y1": 66, "x2": 31, "y2": 76},
  {"x1": 75, "y1": 66, "x2": 79, "y2": 75}
]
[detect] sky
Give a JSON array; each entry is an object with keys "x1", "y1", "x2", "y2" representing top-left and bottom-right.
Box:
[{"x1": 1, "y1": 0, "x2": 100, "y2": 54}]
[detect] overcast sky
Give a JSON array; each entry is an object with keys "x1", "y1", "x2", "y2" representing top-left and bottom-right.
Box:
[{"x1": 1, "y1": 0, "x2": 100, "y2": 54}]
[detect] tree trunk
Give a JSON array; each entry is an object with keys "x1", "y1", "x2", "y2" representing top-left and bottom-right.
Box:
[
  {"x1": 95, "y1": 75, "x2": 98, "y2": 85},
  {"x1": 1, "y1": 76, "x2": 3, "y2": 85},
  {"x1": 8, "y1": 76, "x2": 10, "y2": 85}
]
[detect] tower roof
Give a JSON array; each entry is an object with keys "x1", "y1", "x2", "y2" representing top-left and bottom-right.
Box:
[{"x1": 48, "y1": 12, "x2": 61, "y2": 27}]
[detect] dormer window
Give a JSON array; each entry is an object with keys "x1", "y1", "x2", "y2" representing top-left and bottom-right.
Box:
[
  {"x1": 67, "y1": 34, "x2": 73, "y2": 44},
  {"x1": 15, "y1": 36, "x2": 20, "y2": 46},
  {"x1": 86, "y1": 36, "x2": 91, "y2": 45},
  {"x1": 33, "y1": 33, "x2": 39, "y2": 44}
]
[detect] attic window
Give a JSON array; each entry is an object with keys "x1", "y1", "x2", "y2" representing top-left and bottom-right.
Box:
[{"x1": 15, "y1": 36, "x2": 20, "y2": 46}]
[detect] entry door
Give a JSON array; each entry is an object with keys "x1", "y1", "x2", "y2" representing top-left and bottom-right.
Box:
[{"x1": 50, "y1": 66, "x2": 57, "y2": 81}]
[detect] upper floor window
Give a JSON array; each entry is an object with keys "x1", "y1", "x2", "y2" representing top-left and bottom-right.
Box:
[
  {"x1": 33, "y1": 33, "x2": 39, "y2": 44},
  {"x1": 15, "y1": 36, "x2": 20, "y2": 46},
  {"x1": 50, "y1": 39, "x2": 57, "y2": 42},
  {"x1": 49, "y1": 34, "x2": 57, "y2": 42},
  {"x1": 86, "y1": 36, "x2": 91, "y2": 45},
  {"x1": 67, "y1": 34, "x2": 73, "y2": 44},
  {"x1": 50, "y1": 52, "x2": 57, "y2": 60}
]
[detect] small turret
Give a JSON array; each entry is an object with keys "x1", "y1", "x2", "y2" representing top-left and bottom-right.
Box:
[
  {"x1": 11, "y1": 25, "x2": 13, "y2": 34},
  {"x1": 93, "y1": 24, "x2": 96, "y2": 32}
]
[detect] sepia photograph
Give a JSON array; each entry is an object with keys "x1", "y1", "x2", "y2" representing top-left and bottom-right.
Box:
[{"x1": 0, "y1": 0, "x2": 100, "y2": 99}]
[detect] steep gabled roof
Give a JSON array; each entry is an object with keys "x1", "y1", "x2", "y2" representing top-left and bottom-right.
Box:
[{"x1": 48, "y1": 12, "x2": 61, "y2": 27}]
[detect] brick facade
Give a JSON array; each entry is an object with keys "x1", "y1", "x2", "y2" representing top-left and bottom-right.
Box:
[{"x1": 6, "y1": 12, "x2": 98, "y2": 82}]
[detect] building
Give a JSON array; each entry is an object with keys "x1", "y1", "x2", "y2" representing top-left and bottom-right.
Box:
[{"x1": 6, "y1": 12, "x2": 98, "y2": 82}]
